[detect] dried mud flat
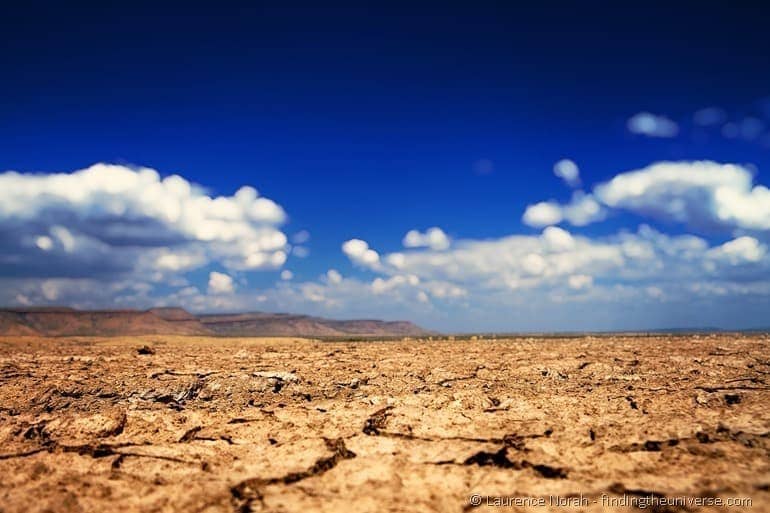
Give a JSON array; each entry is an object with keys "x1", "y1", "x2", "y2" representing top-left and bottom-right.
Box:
[{"x1": 0, "y1": 335, "x2": 769, "y2": 513}]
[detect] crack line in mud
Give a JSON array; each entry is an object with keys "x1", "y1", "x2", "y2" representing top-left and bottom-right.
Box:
[
  {"x1": 230, "y1": 437, "x2": 355, "y2": 512},
  {"x1": 0, "y1": 437, "x2": 199, "y2": 466},
  {"x1": 360, "y1": 407, "x2": 565, "y2": 480},
  {"x1": 610, "y1": 425, "x2": 770, "y2": 453},
  {"x1": 362, "y1": 406, "x2": 551, "y2": 447},
  {"x1": 695, "y1": 385, "x2": 770, "y2": 392},
  {"x1": 61, "y1": 442, "x2": 199, "y2": 465},
  {"x1": 0, "y1": 447, "x2": 48, "y2": 460},
  {"x1": 179, "y1": 426, "x2": 204, "y2": 442},
  {"x1": 458, "y1": 447, "x2": 568, "y2": 479}
]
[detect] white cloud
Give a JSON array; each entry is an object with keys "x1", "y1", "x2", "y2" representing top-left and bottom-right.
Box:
[
  {"x1": 41, "y1": 281, "x2": 61, "y2": 301},
  {"x1": 240, "y1": 222, "x2": 770, "y2": 331},
  {"x1": 50, "y1": 226, "x2": 76, "y2": 253},
  {"x1": 541, "y1": 226, "x2": 575, "y2": 251},
  {"x1": 5, "y1": 218, "x2": 769, "y2": 331},
  {"x1": 522, "y1": 201, "x2": 563, "y2": 227},
  {"x1": 561, "y1": 192, "x2": 605, "y2": 226},
  {"x1": 0, "y1": 163, "x2": 289, "y2": 281},
  {"x1": 521, "y1": 253, "x2": 546, "y2": 275},
  {"x1": 525, "y1": 161, "x2": 770, "y2": 233},
  {"x1": 553, "y1": 159, "x2": 580, "y2": 188},
  {"x1": 403, "y1": 227, "x2": 450, "y2": 250},
  {"x1": 594, "y1": 161, "x2": 770, "y2": 231},
  {"x1": 280, "y1": 269, "x2": 294, "y2": 280},
  {"x1": 627, "y1": 112, "x2": 679, "y2": 138},
  {"x1": 342, "y1": 238, "x2": 380, "y2": 267},
  {"x1": 568, "y1": 274, "x2": 593, "y2": 290},
  {"x1": 35, "y1": 236, "x2": 53, "y2": 251},
  {"x1": 707, "y1": 236, "x2": 765, "y2": 264},
  {"x1": 208, "y1": 271, "x2": 235, "y2": 295},
  {"x1": 4, "y1": 160, "x2": 770, "y2": 332},
  {"x1": 155, "y1": 251, "x2": 206, "y2": 272},
  {"x1": 326, "y1": 269, "x2": 342, "y2": 284},
  {"x1": 522, "y1": 193, "x2": 605, "y2": 227},
  {"x1": 351, "y1": 224, "x2": 768, "y2": 304}
]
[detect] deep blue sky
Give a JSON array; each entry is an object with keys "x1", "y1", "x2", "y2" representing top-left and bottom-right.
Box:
[{"x1": 2, "y1": 2, "x2": 770, "y2": 329}]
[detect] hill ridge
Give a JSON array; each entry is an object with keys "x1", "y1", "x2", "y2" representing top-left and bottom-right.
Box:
[{"x1": 0, "y1": 307, "x2": 430, "y2": 337}]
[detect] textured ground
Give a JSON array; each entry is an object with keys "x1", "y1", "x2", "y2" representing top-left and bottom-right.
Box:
[{"x1": 0, "y1": 334, "x2": 768, "y2": 512}]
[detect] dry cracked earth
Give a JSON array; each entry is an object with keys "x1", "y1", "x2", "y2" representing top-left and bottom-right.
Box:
[{"x1": 0, "y1": 335, "x2": 769, "y2": 512}]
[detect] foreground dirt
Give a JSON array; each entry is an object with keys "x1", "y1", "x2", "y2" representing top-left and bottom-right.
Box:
[{"x1": 0, "y1": 335, "x2": 768, "y2": 512}]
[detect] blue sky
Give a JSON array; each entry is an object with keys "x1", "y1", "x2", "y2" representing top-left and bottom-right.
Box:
[{"x1": 2, "y1": 2, "x2": 770, "y2": 331}]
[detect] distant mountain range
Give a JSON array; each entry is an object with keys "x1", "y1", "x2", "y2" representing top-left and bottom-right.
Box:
[{"x1": 0, "y1": 307, "x2": 430, "y2": 337}]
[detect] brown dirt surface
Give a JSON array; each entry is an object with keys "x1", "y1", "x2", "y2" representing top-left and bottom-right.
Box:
[{"x1": 0, "y1": 334, "x2": 768, "y2": 512}]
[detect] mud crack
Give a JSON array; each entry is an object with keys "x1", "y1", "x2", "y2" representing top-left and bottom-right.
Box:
[
  {"x1": 611, "y1": 425, "x2": 770, "y2": 452},
  {"x1": 461, "y1": 447, "x2": 567, "y2": 479},
  {"x1": 230, "y1": 437, "x2": 356, "y2": 512}
]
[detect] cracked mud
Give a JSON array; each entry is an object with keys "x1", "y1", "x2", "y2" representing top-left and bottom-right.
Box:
[{"x1": 1, "y1": 334, "x2": 769, "y2": 512}]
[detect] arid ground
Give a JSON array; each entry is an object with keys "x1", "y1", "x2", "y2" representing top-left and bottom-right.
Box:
[{"x1": 0, "y1": 335, "x2": 768, "y2": 512}]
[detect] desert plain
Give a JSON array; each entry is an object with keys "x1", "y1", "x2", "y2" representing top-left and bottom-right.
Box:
[{"x1": 0, "y1": 334, "x2": 768, "y2": 512}]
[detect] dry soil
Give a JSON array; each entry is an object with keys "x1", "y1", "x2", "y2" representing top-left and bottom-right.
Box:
[{"x1": 0, "y1": 334, "x2": 768, "y2": 512}]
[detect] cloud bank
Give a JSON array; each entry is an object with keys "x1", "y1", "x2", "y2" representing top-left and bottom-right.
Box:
[
  {"x1": 524, "y1": 161, "x2": 770, "y2": 234},
  {"x1": 2, "y1": 160, "x2": 769, "y2": 331},
  {"x1": 258, "y1": 223, "x2": 769, "y2": 331},
  {"x1": 0, "y1": 164, "x2": 288, "y2": 277},
  {"x1": 0, "y1": 163, "x2": 288, "y2": 307}
]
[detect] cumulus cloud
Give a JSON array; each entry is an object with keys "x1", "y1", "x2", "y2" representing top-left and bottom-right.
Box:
[
  {"x1": 208, "y1": 271, "x2": 235, "y2": 294},
  {"x1": 541, "y1": 226, "x2": 575, "y2": 251},
  {"x1": 0, "y1": 163, "x2": 289, "y2": 281},
  {"x1": 342, "y1": 239, "x2": 380, "y2": 268},
  {"x1": 5, "y1": 217, "x2": 769, "y2": 331},
  {"x1": 567, "y1": 274, "x2": 593, "y2": 290},
  {"x1": 3, "y1": 160, "x2": 770, "y2": 332},
  {"x1": 594, "y1": 161, "x2": 770, "y2": 232},
  {"x1": 0, "y1": 162, "x2": 292, "y2": 310},
  {"x1": 373, "y1": 227, "x2": 626, "y2": 290},
  {"x1": 244, "y1": 223, "x2": 770, "y2": 331},
  {"x1": 372, "y1": 274, "x2": 420, "y2": 294},
  {"x1": 627, "y1": 112, "x2": 679, "y2": 138},
  {"x1": 707, "y1": 236, "x2": 765, "y2": 264},
  {"x1": 524, "y1": 161, "x2": 770, "y2": 233},
  {"x1": 403, "y1": 227, "x2": 450, "y2": 250},
  {"x1": 326, "y1": 269, "x2": 342, "y2": 284},
  {"x1": 522, "y1": 192, "x2": 605, "y2": 227},
  {"x1": 553, "y1": 159, "x2": 580, "y2": 188},
  {"x1": 522, "y1": 201, "x2": 562, "y2": 227}
]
